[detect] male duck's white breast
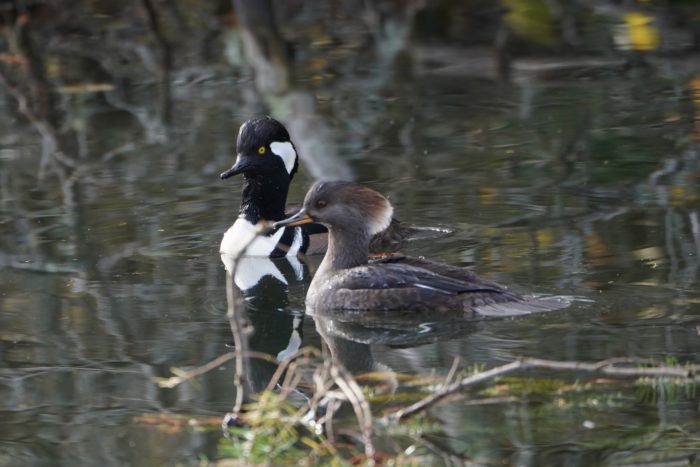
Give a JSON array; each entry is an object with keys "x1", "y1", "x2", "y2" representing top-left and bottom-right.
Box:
[{"x1": 220, "y1": 218, "x2": 286, "y2": 257}]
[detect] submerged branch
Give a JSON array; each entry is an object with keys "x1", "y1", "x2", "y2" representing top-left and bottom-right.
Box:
[
  {"x1": 390, "y1": 357, "x2": 700, "y2": 421},
  {"x1": 155, "y1": 350, "x2": 279, "y2": 389}
]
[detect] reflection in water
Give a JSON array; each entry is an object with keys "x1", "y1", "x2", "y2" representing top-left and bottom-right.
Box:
[
  {"x1": 221, "y1": 254, "x2": 305, "y2": 292},
  {"x1": 315, "y1": 317, "x2": 377, "y2": 375},
  {"x1": 221, "y1": 253, "x2": 308, "y2": 395},
  {"x1": 314, "y1": 313, "x2": 482, "y2": 349},
  {"x1": 313, "y1": 313, "x2": 484, "y2": 377}
]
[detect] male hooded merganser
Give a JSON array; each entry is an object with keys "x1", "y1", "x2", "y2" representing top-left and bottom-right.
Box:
[
  {"x1": 219, "y1": 117, "x2": 413, "y2": 260},
  {"x1": 274, "y1": 181, "x2": 568, "y2": 315},
  {"x1": 219, "y1": 116, "x2": 319, "y2": 259}
]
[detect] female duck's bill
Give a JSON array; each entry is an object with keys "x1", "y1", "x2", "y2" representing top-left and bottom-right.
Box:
[
  {"x1": 272, "y1": 207, "x2": 314, "y2": 228},
  {"x1": 274, "y1": 181, "x2": 570, "y2": 317}
]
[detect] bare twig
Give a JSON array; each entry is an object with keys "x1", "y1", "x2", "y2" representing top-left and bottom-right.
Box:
[
  {"x1": 265, "y1": 347, "x2": 321, "y2": 393},
  {"x1": 442, "y1": 356, "x2": 461, "y2": 389},
  {"x1": 227, "y1": 263, "x2": 249, "y2": 415},
  {"x1": 323, "y1": 398, "x2": 340, "y2": 443},
  {"x1": 329, "y1": 362, "x2": 376, "y2": 465},
  {"x1": 390, "y1": 357, "x2": 700, "y2": 422}
]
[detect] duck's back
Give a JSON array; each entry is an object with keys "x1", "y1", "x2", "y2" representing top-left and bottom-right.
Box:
[{"x1": 307, "y1": 256, "x2": 567, "y2": 317}]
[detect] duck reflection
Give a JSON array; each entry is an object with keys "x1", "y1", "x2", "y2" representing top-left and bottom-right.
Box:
[
  {"x1": 222, "y1": 252, "x2": 310, "y2": 393},
  {"x1": 245, "y1": 310, "x2": 305, "y2": 393},
  {"x1": 221, "y1": 253, "x2": 306, "y2": 295},
  {"x1": 313, "y1": 311, "x2": 481, "y2": 374}
]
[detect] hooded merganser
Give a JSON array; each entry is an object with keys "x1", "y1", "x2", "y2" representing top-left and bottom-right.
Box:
[
  {"x1": 219, "y1": 117, "x2": 413, "y2": 260},
  {"x1": 219, "y1": 116, "x2": 317, "y2": 259},
  {"x1": 274, "y1": 181, "x2": 569, "y2": 315}
]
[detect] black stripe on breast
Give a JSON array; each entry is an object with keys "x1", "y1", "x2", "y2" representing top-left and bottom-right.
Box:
[
  {"x1": 270, "y1": 227, "x2": 296, "y2": 258},
  {"x1": 300, "y1": 228, "x2": 309, "y2": 254},
  {"x1": 299, "y1": 223, "x2": 327, "y2": 254}
]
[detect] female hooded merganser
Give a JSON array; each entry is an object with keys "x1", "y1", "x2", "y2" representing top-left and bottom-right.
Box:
[
  {"x1": 274, "y1": 181, "x2": 568, "y2": 315},
  {"x1": 219, "y1": 117, "x2": 413, "y2": 259}
]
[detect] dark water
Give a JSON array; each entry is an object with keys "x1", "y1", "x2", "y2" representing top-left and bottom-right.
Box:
[{"x1": 2, "y1": 30, "x2": 700, "y2": 467}]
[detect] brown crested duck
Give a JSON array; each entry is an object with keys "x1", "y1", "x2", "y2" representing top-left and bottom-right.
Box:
[
  {"x1": 219, "y1": 117, "x2": 411, "y2": 259},
  {"x1": 274, "y1": 181, "x2": 568, "y2": 316}
]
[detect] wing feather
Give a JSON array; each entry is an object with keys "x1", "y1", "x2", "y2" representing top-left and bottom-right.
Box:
[
  {"x1": 309, "y1": 257, "x2": 568, "y2": 315},
  {"x1": 326, "y1": 262, "x2": 508, "y2": 296}
]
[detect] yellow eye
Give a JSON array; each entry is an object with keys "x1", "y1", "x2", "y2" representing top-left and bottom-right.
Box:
[{"x1": 258, "y1": 146, "x2": 266, "y2": 155}]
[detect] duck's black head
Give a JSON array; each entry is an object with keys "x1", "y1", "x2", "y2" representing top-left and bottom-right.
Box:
[
  {"x1": 221, "y1": 117, "x2": 300, "y2": 223},
  {"x1": 220, "y1": 116, "x2": 299, "y2": 181},
  {"x1": 275, "y1": 181, "x2": 393, "y2": 236}
]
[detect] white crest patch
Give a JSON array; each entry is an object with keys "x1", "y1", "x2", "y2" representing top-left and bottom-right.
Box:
[
  {"x1": 270, "y1": 141, "x2": 297, "y2": 175},
  {"x1": 367, "y1": 203, "x2": 393, "y2": 236},
  {"x1": 238, "y1": 120, "x2": 248, "y2": 138}
]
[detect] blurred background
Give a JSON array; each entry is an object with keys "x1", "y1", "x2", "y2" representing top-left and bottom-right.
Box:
[{"x1": 1, "y1": 0, "x2": 700, "y2": 465}]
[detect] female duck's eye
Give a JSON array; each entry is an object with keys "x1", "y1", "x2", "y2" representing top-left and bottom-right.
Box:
[
  {"x1": 316, "y1": 200, "x2": 326, "y2": 209},
  {"x1": 258, "y1": 146, "x2": 266, "y2": 155}
]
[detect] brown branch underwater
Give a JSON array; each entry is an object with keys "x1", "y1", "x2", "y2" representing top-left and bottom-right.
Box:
[
  {"x1": 154, "y1": 350, "x2": 279, "y2": 389},
  {"x1": 389, "y1": 356, "x2": 700, "y2": 422}
]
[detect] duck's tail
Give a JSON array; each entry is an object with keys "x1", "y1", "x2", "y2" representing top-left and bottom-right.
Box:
[{"x1": 474, "y1": 295, "x2": 572, "y2": 317}]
